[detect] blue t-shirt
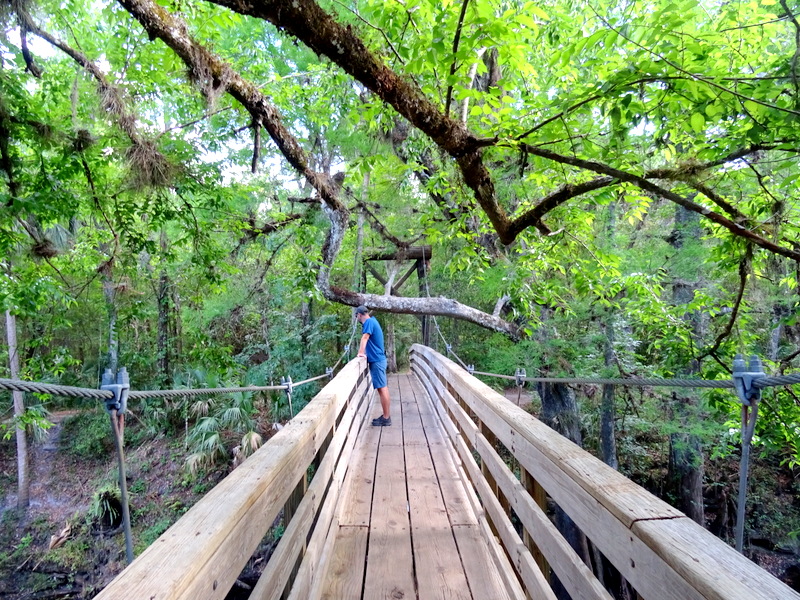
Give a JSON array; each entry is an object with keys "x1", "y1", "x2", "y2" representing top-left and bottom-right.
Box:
[{"x1": 361, "y1": 316, "x2": 386, "y2": 363}]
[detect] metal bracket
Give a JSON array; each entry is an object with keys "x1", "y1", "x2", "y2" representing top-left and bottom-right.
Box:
[
  {"x1": 326, "y1": 367, "x2": 334, "y2": 379},
  {"x1": 280, "y1": 375, "x2": 294, "y2": 396},
  {"x1": 732, "y1": 354, "x2": 765, "y2": 406},
  {"x1": 515, "y1": 368, "x2": 527, "y2": 387},
  {"x1": 281, "y1": 375, "x2": 294, "y2": 417},
  {"x1": 446, "y1": 343, "x2": 452, "y2": 355},
  {"x1": 101, "y1": 367, "x2": 130, "y2": 414},
  {"x1": 467, "y1": 364, "x2": 474, "y2": 375}
]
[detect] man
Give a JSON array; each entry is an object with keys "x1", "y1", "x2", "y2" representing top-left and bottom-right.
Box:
[{"x1": 355, "y1": 305, "x2": 392, "y2": 426}]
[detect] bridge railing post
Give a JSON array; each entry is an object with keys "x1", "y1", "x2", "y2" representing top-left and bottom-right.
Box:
[{"x1": 519, "y1": 466, "x2": 550, "y2": 583}]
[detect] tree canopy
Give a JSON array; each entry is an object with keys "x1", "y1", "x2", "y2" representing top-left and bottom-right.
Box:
[{"x1": 2, "y1": 0, "x2": 800, "y2": 465}]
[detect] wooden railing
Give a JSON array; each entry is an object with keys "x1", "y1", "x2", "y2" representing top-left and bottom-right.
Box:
[
  {"x1": 410, "y1": 344, "x2": 800, "y2": 600},
  {"x1": 95, "y1": 357, "x2": 370, "y2": 600}
]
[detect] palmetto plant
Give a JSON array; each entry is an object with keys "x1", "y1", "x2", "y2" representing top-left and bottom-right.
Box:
[{"x1": 185, "y1": 387, "x2": 266, "y2": 475}]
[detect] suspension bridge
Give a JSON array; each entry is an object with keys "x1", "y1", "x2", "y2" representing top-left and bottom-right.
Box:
[{"x1": 18, "y1": 344, "x2": 778, "y2": 600}]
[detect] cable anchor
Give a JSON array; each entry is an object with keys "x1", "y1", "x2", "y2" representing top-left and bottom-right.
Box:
[
  {"x1": 515, "y1": 368, "x2": 527, "y2": 387},
  {"x1": 101, "y1": 367, "x2": 130, "y2": 414},
  {"x1": 281, "y1": 376, "x2": 294, "y2": 418},
  {"x1": 732, "y1": 354, "x2": 765, "y2": 406}
]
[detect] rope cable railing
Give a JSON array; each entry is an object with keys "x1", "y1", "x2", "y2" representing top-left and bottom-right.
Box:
[
  {"x1": 468, "y1": 370, "x2": 737, "y2": 389},
  {"x1": 0, "y1": 318, "x2": 362, "y2": 403},
  {"x1": 0, "y1": 376, "x2": 326, "y2": 401}
]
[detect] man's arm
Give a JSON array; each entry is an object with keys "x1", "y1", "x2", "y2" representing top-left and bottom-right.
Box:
[{"x1": 358, "y1": 333, "x2": 370, "y2": 358}]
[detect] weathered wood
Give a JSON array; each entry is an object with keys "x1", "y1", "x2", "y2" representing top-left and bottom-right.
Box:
[
  {"x1": 366, "y1": 245, "x2": 432, "y2": 261},
  {"x1": 411, "y1": 345, "x2": 800, "y2": 600},
  {"x1": 406, "y1": 437, "x2": 472, "y2": 600},
  {"x1": 318, "y1": 525, "x2": 368, "y2": 600},
  {"x1": 95, "y1": 359, "x2": 367, "y2": 600},
  {"x1": 633, "y1": 517, "x2": 799, "y2": 600},
  {"x1": 474, "y1": 436, "x2": 613, "y2": 600},
  {"x1": 520, "y1": 467, "x2": 550, "y2": 581},
  {"x1": 252, "y1": 375, "x2": 370, "y2": 600},
  {"x1": 413, "y1": 357, "x2": 549, "y2": 599},
  {"x1": 281, "y1": 473, "x2": 307, "y2": 600},
  {"x1": 363, "y1": 443, "x2": 415, "y2": 599},
  {"x1": 453, "y1": 524, "x2": 522, "y2": 600}
]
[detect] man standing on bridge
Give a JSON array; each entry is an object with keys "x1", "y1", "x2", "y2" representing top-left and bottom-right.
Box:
[{"x1": 355, "y1": 305, "x2": 392, "y2": 426}]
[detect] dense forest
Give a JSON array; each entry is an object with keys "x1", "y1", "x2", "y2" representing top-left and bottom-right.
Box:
[{"x1": 2, "y1": 0, "x2": 800, "y2": 596}]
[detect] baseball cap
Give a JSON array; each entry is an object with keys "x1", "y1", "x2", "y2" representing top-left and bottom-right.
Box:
[{"x1": 355, "y1": 305, "x2": 369, "y2": 314}]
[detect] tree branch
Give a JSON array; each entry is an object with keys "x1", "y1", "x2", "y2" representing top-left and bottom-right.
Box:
[
  {"x1": 698, "y1": 246, "x2": 751, "y2": 360},
  {"x1": 506, "y1": 176, "x2": 616, "y2": 239},
  {"x1": 591, "y1": 8, "x2": 800, "y2": 117},
  {"x1": 522, "y1": 144, "x2": 800, "y2": 260},
  {"x1": 116, "y1": 0, "x2": 344, "y2": 213},
  {"x1": 357, "y1": 202, "x2": 414, "y2": 248},
  {"x1": 444, "y1": 0, "x2": 471, "y2": 119},
  {"x1": 780, "y1": 0, "x2": 800, "y2": 102},
  {"x1": 322, "y1": 285, "x2": 520, "y2": 339}
]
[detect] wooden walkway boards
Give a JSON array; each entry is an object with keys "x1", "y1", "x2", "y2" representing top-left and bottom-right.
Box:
[{"x1": 322, "y1": 373, "x2": 522, "y2": 600}]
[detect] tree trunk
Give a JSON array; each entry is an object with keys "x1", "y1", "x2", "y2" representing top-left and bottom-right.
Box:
[
  {"x1": 600, "y1": 320, "x2": 619, "y2": 470},
  {"x1": 667, "y1": 204, "x2": 705, "y2": 526},
  {"x1": 5, "y1": 310, "x2": 29, "y2": 511},
  {"x1": 102, "y1": 271, "x2": 118, "y2": 374},
  {"x1": 157, "y1": 269, "x2": 170, "y2": 384},
  {"x1": 386, "y1": 321, "x2": 397, "y2": 373}
]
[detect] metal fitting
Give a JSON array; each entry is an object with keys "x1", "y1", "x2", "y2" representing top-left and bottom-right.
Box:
[
  {"x1": 326, "y1": 367, "x2": 334, "y2": 379},
  {"x1": 467, "y1": 364, "x2": 475, "y2": 375},
  {"x1": 515, "y1": 368, "x2": 527, "y2": 387},
  {"x1": 732, "y1": 354, "x2": 765, "y2": 406},
  {"x1": 101, "y1": 367, "x2": 130, "y2": 414}
]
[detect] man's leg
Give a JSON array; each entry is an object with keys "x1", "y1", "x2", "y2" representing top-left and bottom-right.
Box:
[{"x1": 377, "y1": 386, "x2": 391, "y2": 418}]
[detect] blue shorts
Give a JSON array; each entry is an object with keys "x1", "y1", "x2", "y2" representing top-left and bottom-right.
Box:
[{"x1": 369, "y1": 360, "x2": 388, "y2": 389}]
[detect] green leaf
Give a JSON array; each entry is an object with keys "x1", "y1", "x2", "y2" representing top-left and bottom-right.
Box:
[{"x1": 690, "y1": 112, "x2": 705, "y2": 133}]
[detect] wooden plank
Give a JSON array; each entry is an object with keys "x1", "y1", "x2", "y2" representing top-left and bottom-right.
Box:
[
  {"x1": 363, "y1": 442, "x2": 414, "y2": 599},
  {"x1": 412, "y1": 346, "x2": 800, "y2": 600},
  {"x1": 453, "y1": 525, "x2": 521, "y2": 600},
  {"x1": 319, "y1": 526, "x2": 369, "y2": 600},
  {"x1": 252, "y1": 376, "x2": 371, "y2": 600},
  {"x1": 452, "y1": 428, "x2": 557, "y2": 600},
  {"x1": 633, "y1": 517, "x2": 800, "y2": 600},
  {"x1": 520, "y1": 468, "x2": 549, "y2": 581},
  {"x1": 414, "y1": 357, "x2": 547, "y2": 599},
  {"x1": 337, "y1": 424, "x2": 380, "y2": 527},
  {"x1": 416, "y1": 347, "x2": 699, "y2": 599},
  {"x1": 411, "y1": 359, "x2": 481, "y2": 527},
  {"x1": 474, "y1": 436, "x2": 613, "y2": 600},
  {"x1": 405, "y1": 440, "x2": 471, "y2": 600},
  {"x1": 95, "y1": 359, "x2": 368, "y2": 600},
  {"x1": 293, "y1": 377, "x2": 379, "y2": 599},
  {"x1": 425, "y1": 365, "x2": 610, "y2": 600},
  {"x1": 406, "y1": 372, "x2": 447, "y2": 446}
]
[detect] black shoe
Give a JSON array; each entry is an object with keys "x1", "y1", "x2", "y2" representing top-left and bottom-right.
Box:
[{"x1": 371, "y1": 416, "x2": 392, "y2": 427}]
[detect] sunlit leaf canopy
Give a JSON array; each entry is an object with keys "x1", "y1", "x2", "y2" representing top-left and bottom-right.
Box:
[{"x1": 1, "y1": 0, "x2": 800, "y2": 376}]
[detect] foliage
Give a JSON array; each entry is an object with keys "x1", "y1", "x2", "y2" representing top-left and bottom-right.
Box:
[
  {"x1": 1, "y1": 0, "x2": 800, "y2": 561},
  {"x1": 60, "y1": 411, "x2": 112, "y2": 460}
]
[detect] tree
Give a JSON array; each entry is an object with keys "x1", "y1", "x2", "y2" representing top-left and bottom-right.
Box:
[{"x1": 3, "y1": 0, "x2": 800, "y2": 533}]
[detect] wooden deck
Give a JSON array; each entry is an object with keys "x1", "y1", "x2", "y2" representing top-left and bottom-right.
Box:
[{"x1": 322, "y1": 373, "x2": 520, "y2": 600}]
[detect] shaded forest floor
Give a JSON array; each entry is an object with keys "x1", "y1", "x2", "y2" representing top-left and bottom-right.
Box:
[
  {"x1": 0, "y1": 411, "x2": 232, "y2": 599},
  {"x1": 0, "y1": 396, "x2": 798, "y2": 598}
]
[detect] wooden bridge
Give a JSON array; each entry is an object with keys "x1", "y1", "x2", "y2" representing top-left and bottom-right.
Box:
[{"x1": 96, "y1": 345, "x2": 798, "y2": 600}]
